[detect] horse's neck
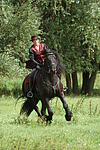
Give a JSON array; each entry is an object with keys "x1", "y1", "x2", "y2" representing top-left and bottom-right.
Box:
[
  {"x1": 42, "y1": 72, "x2": 58, "y2": 84},
  {"x1": 42, "y1": 71, "x2": 51, "y2": 79},
  {"x1": 50, "y1": 74, "x2": 58, "y2": 83}
]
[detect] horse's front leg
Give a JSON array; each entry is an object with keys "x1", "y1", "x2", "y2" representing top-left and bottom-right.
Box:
[{"x1": 59, "y1": 92, "x2": 72, "y2": 121}]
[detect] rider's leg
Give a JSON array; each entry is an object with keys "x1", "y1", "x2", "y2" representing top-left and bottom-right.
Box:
[{"x1": 27, "y1": 68, "x2": 36, "y2": 98}]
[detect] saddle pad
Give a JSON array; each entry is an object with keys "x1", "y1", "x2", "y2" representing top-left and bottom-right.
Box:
[
  {"x1": 26, "y1": 74, "x2": 30, "y2": 84},
  {"x1": 25, "y1": 70, "x2": 41, "y2": 85},
  {"x1": 36, "y1": 70, "x2": 42, "y2": 84}
]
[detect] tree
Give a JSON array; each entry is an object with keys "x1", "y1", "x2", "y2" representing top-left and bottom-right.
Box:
[
  {"x1": 1, "y1": 0, "x2": 100, "y2": 95},
  {"x1": 81, "y1": 1, "x2": 100, "y2": 94},
  {"x1": 0, "y1": 0, "x2": 42, "y2": 76},
  {"x1": 36, "y1": 0, "x2": 100, "y2": 95}
]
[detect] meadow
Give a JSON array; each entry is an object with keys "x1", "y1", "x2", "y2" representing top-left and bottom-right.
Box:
[
  {"x1": 0, "y1": 95, "x2": 100, "y2": 150},
  {"x1": 0, "y1": 72, "x2": 100, "y2": 150}
]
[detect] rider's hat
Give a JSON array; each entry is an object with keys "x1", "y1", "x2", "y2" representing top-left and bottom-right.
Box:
[{"x1": 30, "y1": 35, "x2": 38, "y2": 41}]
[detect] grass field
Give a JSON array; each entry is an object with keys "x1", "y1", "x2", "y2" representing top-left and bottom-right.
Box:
[{"x1": 0, "y1": 95, "x2": 100, "y2": 150}]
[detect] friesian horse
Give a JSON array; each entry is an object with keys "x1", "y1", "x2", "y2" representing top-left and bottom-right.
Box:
[{"x1": 19, "y1": 49, "x2": 72, "y2": 122}]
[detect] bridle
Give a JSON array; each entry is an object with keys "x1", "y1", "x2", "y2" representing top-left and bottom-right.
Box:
[{"x1": 43, "y1": 52, "x2": 58, "y2": 74}]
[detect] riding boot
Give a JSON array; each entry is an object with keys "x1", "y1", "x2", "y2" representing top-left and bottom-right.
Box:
[
  {"x1": 27, "y1": 68, "x2": 37, "y2": 98},
  {"x1": 27, "y1": 68, "x2": 36, "y2": 98},
  {"x1": 27, "y1": 75, "x2": 34, "y2": 98}
]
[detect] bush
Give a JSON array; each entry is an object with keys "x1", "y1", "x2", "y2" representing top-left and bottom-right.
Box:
[{"x1": 0, "y1": 75, "x2": 27, "y2": 97}]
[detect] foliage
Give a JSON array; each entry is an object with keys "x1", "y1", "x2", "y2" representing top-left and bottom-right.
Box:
[
  {"x1": 0, "y1": 0, "x2": 41, "y2": 74},
  {"x1": 0, "y1": 69, "x2": 29, "y2": 97},
  {"x1": 1, "y1": 0, "x2": 100, "y2": 75},
  {"x1": 0, "y1": 76, "x2": 22, "y2": 96},
  {"x1": 0, "y1": 0, "x2": 100, "y2": 94},
  {"x1": 37, "y1": 0, "x2": 100, "y2": 72}
]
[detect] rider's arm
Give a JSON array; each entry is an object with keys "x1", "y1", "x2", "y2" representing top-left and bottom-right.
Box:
[
  {"x1": 29, "y1": 48, "x2": 34, "y2": 61},
  {"x1": 29, "y1": 48, "x2": 40, "y2": 65}
]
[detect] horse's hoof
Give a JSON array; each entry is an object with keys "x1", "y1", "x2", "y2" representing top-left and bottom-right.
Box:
[
  {"x1": 45, "y1": 116, "x2": 53, "y2": 123},
  {"x1": 49, "y1": 120, "x2": 53, "y2": 124},
  {"x1": 65, "y1": 112, "x2": 72, "y2": 121}
]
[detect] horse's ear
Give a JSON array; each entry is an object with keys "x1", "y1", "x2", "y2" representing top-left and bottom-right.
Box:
[
  {"x1": 44, "y1": 44, "x2": 47, "y2": 50},
  {"x1": 44, "y1": 47, "x2": 51, "y2": 54},
  {"x1": 44, "y1": 44, "x2": 48, "y2": 54}
]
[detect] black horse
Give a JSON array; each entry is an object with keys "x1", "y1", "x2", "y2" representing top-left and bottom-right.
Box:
[{"x1": 19, "y1": 49, "x2": 72, "y2": 122}]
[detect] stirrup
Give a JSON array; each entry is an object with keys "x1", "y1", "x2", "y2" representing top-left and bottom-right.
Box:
[{"x1": 27, "y1": 91, "x2": 33, "y2": 98}]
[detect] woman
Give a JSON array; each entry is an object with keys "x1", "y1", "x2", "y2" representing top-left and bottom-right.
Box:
[{"x1": 27, "y1": 35, "x2": 46, "y2": 98}]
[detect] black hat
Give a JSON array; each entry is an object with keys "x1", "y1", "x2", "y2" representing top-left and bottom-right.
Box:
[{"x1": 30, "y1": 35, "x2": 38, "y2": 41}]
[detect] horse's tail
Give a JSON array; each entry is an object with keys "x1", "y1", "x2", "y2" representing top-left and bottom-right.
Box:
[
  {"x1": 20, "y1": 99, "x2": 34, "y2": 116},
  {"x1": 15, "y1": 94, "x2": 25, "y2": 107},
  {"x1": 17, "y1": 94, "x2": 25, "y2": 101}
]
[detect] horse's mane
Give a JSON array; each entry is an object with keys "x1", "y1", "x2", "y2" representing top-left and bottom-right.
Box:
[{"x1": 50, "y1": 49, "x2": 66, "y2": 73}]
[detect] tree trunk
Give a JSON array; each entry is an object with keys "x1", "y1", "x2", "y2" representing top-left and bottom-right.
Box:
[
  {"x1": 81, "y1": 71, "x2": 97, "y2": 95},
  {"x1": 72, "y1": 71, "x2": 79, "y2": 95},
  {"x1": 81, "y1": 71, "x2": 89, "y2": 94},
  {"x1": 66, "y1": 73, "x2": 72, "y2": 95},
  {"x1": 88, "y1": 71, "x2": 97, "y2": 95}
]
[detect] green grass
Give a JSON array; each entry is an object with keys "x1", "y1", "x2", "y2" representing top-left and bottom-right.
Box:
[{"x1": 0, "y1": 95, "x2": 100, "y2": 150}]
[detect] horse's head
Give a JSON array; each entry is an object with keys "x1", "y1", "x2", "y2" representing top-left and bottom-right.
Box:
[{"x1": 43, "y1": 49, "x2": 58, "y2": 74}]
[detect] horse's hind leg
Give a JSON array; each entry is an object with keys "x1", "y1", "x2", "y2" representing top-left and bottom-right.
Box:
[
  {"x1": 44, "y1": 98, "x2": 53, "y2": 122},
  {"x1": 59, "y1": 92, "x2": 72, "y2": 121},
  {"x1": 41, "y1": 102, "x2": 46, "y2": 117},
  {"x1": 34, "y1": 105, "x2": 42, "y2": 118}
]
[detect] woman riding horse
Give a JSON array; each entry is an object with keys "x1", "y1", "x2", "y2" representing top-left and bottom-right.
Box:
[
  {"x1": 27, "y1": 35, "x2": 66, "y2": 98},
  {"x1": 20, "y1": 46, "x2": 72, "y2": 122}
]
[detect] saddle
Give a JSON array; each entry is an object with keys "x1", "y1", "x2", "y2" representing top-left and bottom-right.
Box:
[{"x1": 25, "y1": 69, "x2": 41, "y2": 85}]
